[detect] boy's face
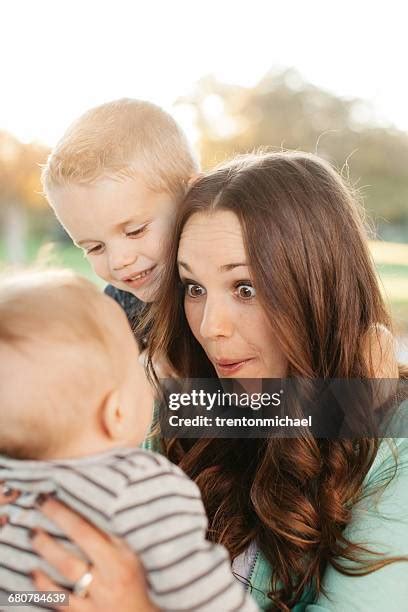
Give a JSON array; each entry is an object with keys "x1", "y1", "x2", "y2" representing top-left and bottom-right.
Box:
[{"x1": 50, "y1": 176, "x2": 177, "y2": 302}]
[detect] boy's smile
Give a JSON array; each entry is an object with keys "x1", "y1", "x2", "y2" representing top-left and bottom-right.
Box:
[
  {"x1": 120, "y1": 263, "x2": 158, "y2": 290},
  {"x1": 49, "y1": 175, "x2": 177, "y2": 302}
]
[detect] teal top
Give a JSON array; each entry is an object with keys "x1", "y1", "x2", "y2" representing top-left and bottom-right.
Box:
[{"x1": 143, "y1": 401, "x2": 408, "y2": 611}]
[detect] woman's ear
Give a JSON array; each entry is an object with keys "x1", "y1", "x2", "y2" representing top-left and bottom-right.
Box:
[{"x1": 99, "y1": 390, "x2": 127, "y2": 441}]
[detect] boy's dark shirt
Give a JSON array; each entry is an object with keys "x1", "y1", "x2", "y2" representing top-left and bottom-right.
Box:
[{"x1": 104, "y1": 284, "x2": 149, "y2": 348}]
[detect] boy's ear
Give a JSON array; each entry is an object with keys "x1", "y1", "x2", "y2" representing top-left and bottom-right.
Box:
[{"x1": 99, "y1": 389, "x2": 126, "y2": 441}]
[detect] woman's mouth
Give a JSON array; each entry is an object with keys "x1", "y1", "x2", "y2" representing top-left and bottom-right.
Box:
[
  {"x1": 214, "y1": 358, "x2": 254, "y2": 376},
  {"x1": 122, "y1": 265, "x2": 157, "y2": 290}
]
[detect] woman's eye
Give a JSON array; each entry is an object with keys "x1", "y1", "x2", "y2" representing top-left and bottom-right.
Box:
[
  {"x1": 236, "y1": 284, "x2": 256, "y2": 300},
  {"x1": 186, "y1": 284, "x2": 206, "y2": 298},
  {"x1": 126, "y1": 225, "x2": 147, "y2": 237}
]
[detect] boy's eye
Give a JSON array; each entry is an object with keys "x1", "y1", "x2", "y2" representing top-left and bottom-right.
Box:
[
  {"x1": 126, "y1": 224, "x2": 148, "y2": 238},
  {"x1": 236, "y1": 283, "x2": 256, "y2": 300},
  {"x1": 186, "y1": 284, "x2": 206, "y2": 298},
  {"x1": 86, "y1": 244, "x2": 103, "y2": 255}
]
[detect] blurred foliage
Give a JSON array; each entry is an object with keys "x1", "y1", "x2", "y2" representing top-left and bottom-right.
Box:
[
  {"x1": 0, "y1": 130, "x2": 51, "y2": 263},
  {"x1": 178, "y1": 69, "x2": 408, "y2": 236},
  {"x1": 0, "y1": 130, "x2": 48, "y2": 209},
  {"x1": 0, "y1": 71, "x2": 406, "y2": 341},
  {"x1": 0, "y1": 68, "x2": 407, "y2": 248}
]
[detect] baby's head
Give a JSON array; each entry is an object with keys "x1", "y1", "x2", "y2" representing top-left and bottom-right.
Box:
[
  {"x1": 0, "y1": 269, "x2": 153, "y2": 460},
  {"x1": 42, "y1": 99, "x2": 199, "y2": 302}
]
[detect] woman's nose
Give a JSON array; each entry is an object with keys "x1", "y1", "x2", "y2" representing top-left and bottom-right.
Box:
[{"x1": 199, "y1": 299, "x2": 234, "y2": 339}]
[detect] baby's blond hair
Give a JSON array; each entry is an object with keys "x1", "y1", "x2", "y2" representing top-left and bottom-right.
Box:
[
  {"x1": 42, "y1": 98, "x2": 199, "y2": 199},
  {"x1": 0, "y1": 268, "x2": 108, "y2": 346},
  {"x1": 0, "y1": 269, "x2": 126, "y2": 459}
]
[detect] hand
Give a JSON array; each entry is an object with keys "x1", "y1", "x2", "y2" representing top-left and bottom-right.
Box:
[{"x1": 31, "y1": 496, "x2": 158, "y2": 612}]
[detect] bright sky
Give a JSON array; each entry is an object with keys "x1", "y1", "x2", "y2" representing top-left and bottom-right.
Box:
[{"x1": 1, "y1": 0, "x2": 407, "y2": 147}]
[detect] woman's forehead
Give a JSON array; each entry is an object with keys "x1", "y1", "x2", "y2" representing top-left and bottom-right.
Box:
[{"x1": 178, "y1": 211, "x2": 247, "y2": 267}]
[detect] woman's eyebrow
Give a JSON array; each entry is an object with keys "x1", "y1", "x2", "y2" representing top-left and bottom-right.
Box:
[
  {"x1": 178, "y1": 261, "x2": 192, "y2": 272},
  {"x1": 178, "y1": 261, "x2": 249, "y2": 273},
  {"x1": 220, "y1": 263, "x2": 249, "y2": 272}
]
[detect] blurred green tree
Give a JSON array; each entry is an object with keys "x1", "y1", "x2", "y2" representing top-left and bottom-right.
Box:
[
  {"x1": 0, "y1": 131, "x2": 49, "y2": 262},
  {"x1": 177, "y1": 69, "x2": 408, "y2": 237}
]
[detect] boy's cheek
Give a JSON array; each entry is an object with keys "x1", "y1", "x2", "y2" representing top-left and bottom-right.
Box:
[{"x1": 88, "y1": 258, "x2": 110, "y2": 283}]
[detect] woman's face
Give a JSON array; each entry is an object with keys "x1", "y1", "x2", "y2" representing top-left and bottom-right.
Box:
[{"x1": 178, "y1": 210, "x2": 288, "y2": 378}]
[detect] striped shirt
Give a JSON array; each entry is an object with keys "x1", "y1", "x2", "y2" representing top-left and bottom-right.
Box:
[{"x1": 0, "y1": 448, "x2": 257, "y2": 611}]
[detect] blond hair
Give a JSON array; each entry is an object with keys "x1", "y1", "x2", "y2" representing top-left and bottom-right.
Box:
[
  {"x1": 42, "y1": 98, "x2": 199, "y2": 199},
  {"x1": 0, "y1": 268, "x2": 108, "y2": 345},
  {"x1": 0, "y1": 269, "x2": 125, "y2": 459}
]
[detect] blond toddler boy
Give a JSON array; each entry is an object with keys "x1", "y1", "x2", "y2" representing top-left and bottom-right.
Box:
[
  {"x1": 41, "y1": 99, "x2": 199, "y2": 342},
  {"x1": 0, "y1": 269, "x2": 257, "y2": 611}
]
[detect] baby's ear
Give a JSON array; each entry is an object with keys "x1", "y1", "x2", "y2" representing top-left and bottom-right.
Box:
[{"x1": 99, "y1": 389, "x2": 126, "y2": 441}]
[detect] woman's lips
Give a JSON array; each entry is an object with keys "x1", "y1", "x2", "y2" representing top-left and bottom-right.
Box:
[
  {"x1": 122, "y1": 265, "x2": 157, "y2": 290},
  {"x1": 214, "y1": 358, "x2": 254, "y2": 376}
]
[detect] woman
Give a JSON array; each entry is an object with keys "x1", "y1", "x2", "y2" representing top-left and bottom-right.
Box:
[
  {"x1": 2, "y1": 152, "x2": 407, "y2": 611},
  {"x1": 143, "y1": 151, "x2": 408, "y2": 609}
]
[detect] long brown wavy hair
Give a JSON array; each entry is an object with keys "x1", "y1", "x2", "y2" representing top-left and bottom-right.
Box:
[{"x1": 144, "y1": 152, "x2": 408, "y2": 610}]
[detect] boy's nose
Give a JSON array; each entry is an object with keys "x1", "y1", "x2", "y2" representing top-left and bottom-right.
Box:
[{"x1": 109, "y1": 248, "x2": 137, "y2": 271}]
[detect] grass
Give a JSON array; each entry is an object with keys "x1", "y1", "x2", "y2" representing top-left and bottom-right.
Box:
[
  {"x1": 1, "y1": 238, "x2": 407, "y2": 331},
  {"x1": 0, "y1": 239, "x2": 104, "y2": 288},
  {"x1": 369, "y1": 242, "x2": 408, "y2": 333},
  {"x1": 369, "y1": 241, "x2": 408, "y2": 265}
]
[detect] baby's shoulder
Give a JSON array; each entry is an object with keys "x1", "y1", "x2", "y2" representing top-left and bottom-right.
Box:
[
  {"x1": 107, "y1": 447, "x2": 173, "y2": 476},
  {"x1": 106, "y1": 448, "x2": 201, "y2": 498}
]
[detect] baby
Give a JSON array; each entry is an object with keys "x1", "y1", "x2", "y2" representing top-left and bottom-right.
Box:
[{"x1": 0, "y1": 269, "x2": 257, "y2": 611}]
